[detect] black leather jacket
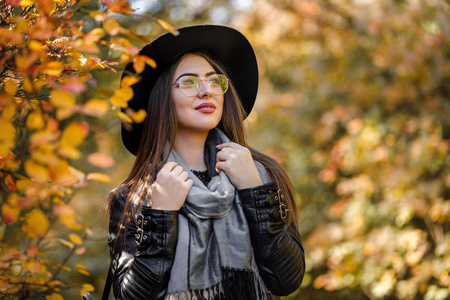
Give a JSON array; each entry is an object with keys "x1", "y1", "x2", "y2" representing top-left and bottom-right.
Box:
[{"x1": 108, "y1": 182, "x2": 305, "y2": 299}]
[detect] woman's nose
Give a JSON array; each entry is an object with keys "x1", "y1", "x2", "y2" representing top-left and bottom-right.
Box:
[{"x1": 197, "y1": 79, "x2": 213, "y2": 98}]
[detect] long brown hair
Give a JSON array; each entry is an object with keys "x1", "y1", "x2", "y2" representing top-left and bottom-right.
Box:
[{"x1": 108, "y1": 51, "x2": 299, "y2": 234}]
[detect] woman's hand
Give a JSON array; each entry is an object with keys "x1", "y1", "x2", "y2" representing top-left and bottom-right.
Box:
[
  {"x1": 216, "y1": 142, "x2": 263, "y2": 190},
  {"x1": 151, "y1": 162, "x2": 193, "y2": 210}
]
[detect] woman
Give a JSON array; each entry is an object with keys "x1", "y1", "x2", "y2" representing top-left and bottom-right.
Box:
[{"x1": 108, "y1": 25, "x2": 305, "y2": 300}]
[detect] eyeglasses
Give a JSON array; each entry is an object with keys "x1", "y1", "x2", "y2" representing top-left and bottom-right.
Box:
[{"x1": 172, "y1": 74, "x2": 229, "y2": 97}]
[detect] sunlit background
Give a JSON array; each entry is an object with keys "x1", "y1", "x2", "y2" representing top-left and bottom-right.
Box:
[{"x1": 74, "y1": 0, "x2": 450, "y2": 299}]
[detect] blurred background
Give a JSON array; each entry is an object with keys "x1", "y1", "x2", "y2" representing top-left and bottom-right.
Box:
[{"x1": 68, "y1": 0, "x2": 449, "y2": 299}]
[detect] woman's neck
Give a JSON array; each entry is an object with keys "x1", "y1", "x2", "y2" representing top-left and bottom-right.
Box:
[{"x1": 173, "y1": 129, "x2": 208, "y2": 171}]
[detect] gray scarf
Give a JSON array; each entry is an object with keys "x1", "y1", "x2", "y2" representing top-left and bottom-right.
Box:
[{"x1": 164, "y1": 128, "x2": 270, "y2": 299}]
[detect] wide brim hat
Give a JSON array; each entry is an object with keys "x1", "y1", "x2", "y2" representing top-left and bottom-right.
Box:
[{"x1": 121, "y1": 24, "x2": 259, "y2": 155}]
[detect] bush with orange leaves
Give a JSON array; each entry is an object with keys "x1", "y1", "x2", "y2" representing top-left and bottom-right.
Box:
[{"x1": 0, "y1": 0, "x2": 173, "y2": 298}]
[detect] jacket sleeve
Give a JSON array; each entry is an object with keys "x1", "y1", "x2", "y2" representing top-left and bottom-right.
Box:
[
  {"x1": 238, "y1": 182, "x2": 305, "y2": 296},
  {"x1": 108, "y1": 189, "x2": 179, "y2": 300}
]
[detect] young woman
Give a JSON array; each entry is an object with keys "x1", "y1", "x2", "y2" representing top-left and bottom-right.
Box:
[{"x1": 108, "y1": 25, "x2": 305, "y2": 300}]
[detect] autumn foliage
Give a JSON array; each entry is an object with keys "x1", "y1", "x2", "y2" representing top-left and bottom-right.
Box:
[
  {"x1": 0, "y1": 0, "x2": 171, "y2": 298},
  {"x1": 238, "y1": 1, "x2": 450, "y2": 299}
]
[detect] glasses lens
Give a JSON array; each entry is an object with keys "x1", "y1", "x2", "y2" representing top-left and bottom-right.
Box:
[
  {"x1": 208, "y1": 74, "x2": 228, "y2": 94},
  {"x1": 178, "y1": 76, "x2": 200, "y2": 96}
]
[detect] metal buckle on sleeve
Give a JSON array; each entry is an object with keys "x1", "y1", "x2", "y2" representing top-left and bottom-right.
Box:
[
  {"x1": 135, "y1": 228, "x2": 144, "y2": 245},
  {"x1": 276, "y1": 189, "x2": 289, "y2": 221},
  {"x1": 137, "y1": 214, "x2": 145, "y2": 229}
]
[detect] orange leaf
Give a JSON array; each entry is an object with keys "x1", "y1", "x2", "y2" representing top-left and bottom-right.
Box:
[
  {"x1": 87, "y1": 152, "x2": 115, "y2": 168},
  {"x1": 24, "y1": 259, "x2": 46, "y2": 274},
  {"x1": 141, "y1": 55, "x2": 156, "y2": 69},
  {"x1": 132, "y1": 55, "x2": 145, "y2": 74},
  {"x1": 75, "y1": 246, "x2": 86, "y2": 255},
  {"x1": 27, "y1": 245, "x2": 38, "y2": 257},
  {"x1": 156, "y1": 19, "x2": 179, "y2": 36},
  {"x1": 37, "y1": 0, "x2": 55, "y2": 16}
]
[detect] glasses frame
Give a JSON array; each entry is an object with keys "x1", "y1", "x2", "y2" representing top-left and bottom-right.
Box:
[{"x1": 172, "y1": 74, "x2": 229, "y2": 97}]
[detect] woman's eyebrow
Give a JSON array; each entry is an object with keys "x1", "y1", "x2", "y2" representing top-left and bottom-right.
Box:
[{"x1": 174, "y1": 71, "x2": 218, "y2": 83}]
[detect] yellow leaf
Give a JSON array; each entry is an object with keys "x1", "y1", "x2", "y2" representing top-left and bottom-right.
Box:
[
  {"x1": 49, "y1": 160, "x2": 78, "y2": 186},
  {"x1": 50, "y1": 90, "x2": 76, "y2": 108},
  {"x1": 111, "y1": 87, "x2": 133, "y2": 108},
  {"x1": 86, "y1": 172, "x2": 111, "y2": 183},
  {"x1": 45, "y1": 293, "x2": 64, "y2": 300},
  {"x1": 58, "y1": 146, "x2": 81, "y2": 160},
  {"x1": 76, "y1": 263, "x2": 88, "y2": 270},
  {"x1": 77, "y1": 269, "x2": 90, "y2": 276},
  {"x1": 155, "y1": 19, "x2": 179, "y2": 36},
  {"x1": 120, "y1": 76, "x2": 139, "y2": 88},
  {"x1": 23, "y1": 209, "x2": 49, "y2": 239},
  {"x1": 69, "y1": 233, "x2": 83, "y2": 245},
  {"x1": 2, "y1": 102, "x2": 17, "y2": 120},
  {"x1": 21, "y1": 0, "x2": 36, "y2": 7},
  {"x1": 130, "y1": 109, "x2": 147, "y2": 123},
  {"x1": 26, "y1": 108, "x2": 45, "y2": 130},
  {"x1": 24, "y1": 159, "x2": 50, "y2": 182},
  {"x1": 41, "y1": 60, "x2": 63, "y2": 77},
  {"x1": 22, "y1": 77, "x2": 33, "y2": 93},
  {"x1": 80, "y1": 283, "x2": 94, "y2": 297},
  {"x1": 56, "y1": 106, "x2": 76, "y2": 120},
  {"x1": 29, "y1": 40, "x2": 44, "y2": 52},
  {"x1": 82, "y1": 98, "x2": 110, "y2": 117},
  {"x1": 117, "y1": 111, "x2": 132, "y2": 123},
  {"x1": 89, "y1": 11, "x2": 107, "y2": 22},
  {"x1": 4, "y1": 79, "x2": 18, "y2": 96},
  {"x1": 84, "y1": 28, "x2": 104, "y2": 44},
  {"x1": 0, "y1": 118, "x2": 16, "y2": 156},
  {"x1": 2, "y1": 203, "x2": 20, "y2": 224},
  {"x1": 60, "y1": 122, "x2": 89, "y2": 148},
  {"x1": 103, "y1": 18, "x2": 129, "y2": 36}
]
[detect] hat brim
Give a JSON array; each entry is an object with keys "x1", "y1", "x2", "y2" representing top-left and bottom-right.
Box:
[{"x1": 121, "y1": 25, "x2": 258, "y2": 156}]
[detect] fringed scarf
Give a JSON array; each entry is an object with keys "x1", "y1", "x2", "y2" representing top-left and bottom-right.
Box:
[{"x1": 164, "y1": 128, "x2": 271, "y2": 300}]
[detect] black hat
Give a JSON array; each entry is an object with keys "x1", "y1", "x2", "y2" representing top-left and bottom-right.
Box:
[{"x1": 121, "y1": 24, "x2": 259, "y2": 155}]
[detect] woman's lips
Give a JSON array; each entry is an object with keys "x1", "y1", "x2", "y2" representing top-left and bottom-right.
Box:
[{"x1": 195, "y1": 102, "x2": 216, "y2": 113}]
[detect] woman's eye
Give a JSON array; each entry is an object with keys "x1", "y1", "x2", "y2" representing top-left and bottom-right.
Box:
[{"x1": 182, "y1": 79, "x2": 196, "y2": 86}]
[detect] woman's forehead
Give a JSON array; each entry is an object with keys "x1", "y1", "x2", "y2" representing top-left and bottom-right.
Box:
[{"x1": 174, "y1": 54, "x2": 215, "y2": 76}]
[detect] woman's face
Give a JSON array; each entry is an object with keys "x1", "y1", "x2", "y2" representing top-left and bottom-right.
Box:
[{"x1": 171, "y1": 54, "x2": 224, "y2": 135}]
